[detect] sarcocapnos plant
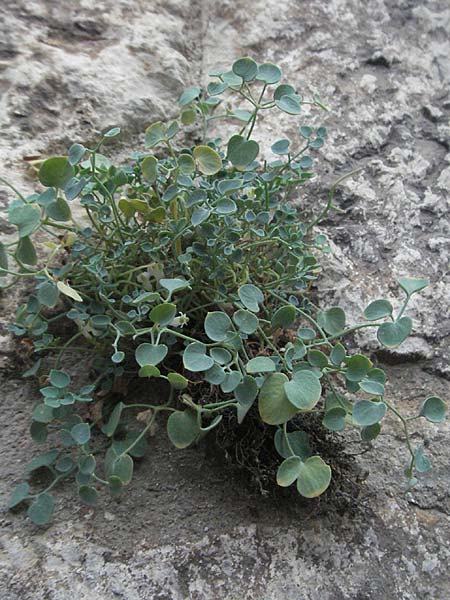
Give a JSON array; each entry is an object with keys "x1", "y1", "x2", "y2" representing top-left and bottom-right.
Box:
[{"x1": 1, "y1": 57, "x2": 446, "y2": 525}]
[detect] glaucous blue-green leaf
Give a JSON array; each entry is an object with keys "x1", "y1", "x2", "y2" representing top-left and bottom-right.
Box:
[
  {"x1": 259, "y1": 373, "x2": 298, "y2": 425},
  {"x1": 27, "y1": 493, "x2": 54, "y2": 525},
  {"x1": 275, "y1": 94, "x2": 302, "y2": 115},
  {"x1": 49, "y1": 369, "x2": 70, "y2": 388},
  {"x1": 330, "y1": 343, "x2": 346, "y2": 366},
  {"x1": 135, "y1": 343, "x2": 168, "y2": 367},
  {"x1": 45, "y1": 198, "x2": 71, "y2": 222},
  {"x1": 215, "y1": 198, "x2": 237, "y2": 214},
  {"x1": 39, "y1": 157, "x2": 75, "y2": 189},
  {"x1": 111, "y1": 454, "x2": 134, "y2": 484},
  {"x1": 232, "y1": 57, "x2": 258, "y2": 81},
  {"x1": 79, "y1": 485, "x2": 98, "y2": 506},
  {"x1": 102, "y1": 402, "x2": 125, "y2": 437},
  {"x1": 65, "y1": 177, "x2": 87, "y2": 201},
  {"x1": 79, "y1": 454, "x2": 96, "y2": 475},
  {"x1": 179, "y1": 85, "x2": 201, "y2": 106},
  {"x1": 8, "y1": 482, "x2": 30, "y2": 508},
  {"x1": 317, "y1": 307, "x2": 345, "y2": 334},
  {"x1": 30, "y1": 421, "x2": 47, "y2": 443},
  {"x1": 230, "y1": 109, "x2": 252, "y2": 121},
  {"x1": 193, "y1": 145, "x2": 222, "y2": 175},
  {"x1": 210, "y1": 347, "x2": 232, "y2": 365},
  {"x1": 167, "y1": 410, "x2": 200, "y2": 448},
  {"x1": 112, "y1": 351, "x2": 125, "y2": 364},
  {"x1": 235, "y1": 375, "x2": 258, "y2": 422},
  {"x1": 178, "y1": 153, "x2": 195, "y2": 175},
  {"x1": 217, "y1": 178, "x2": 243, "y2": 195},
  {"x1": 274, "y1": 429, "x2": 311, "y2": 460},
  {"x1": 207, "y1": 81, "x2": 228, "y2": 95},
  {"x1": 307, "y1": 349, "x2": 328, "y2": 369},
  {"x1": 68, "y1": 143, "x2": 86, "y2": 166},
  {"x1": 150, "y1": 303, "x2": 177, "y2": 326},
  {"x1": 204, "y1": 311, "x2": 233, "y2": 342},
  {"x1": 377, "y1": 317, "x2": 412, "y2": 348},
  {"x1": 204, "y1": 364, "x2": 226, "y2": 385},
  {"x1": 55, "y1": 455, "x2": 75, "y2": 473},
  {"x1": 37, "y1": 282, "x2": 59, "y2": 308},
  {"x1": 271, "y1": 139, "x2": 290, "y2": 155},
  {"x1": 284, "y1": 371, "x2": 322, "y2": 411},
  {"x1": 227, "y1": 135, "x2": 259, "y2": 170},
  {"x1": 297, "y1": 327, "x2": 316, "y2": 340},
  {"x1": 183, "y1": 342, "x2": 214, "y2": 372},
  {"x1": 277, "y1": 456, "x2": 302, "y2": 487},
  {"x1": 220, "y1": 371, "x2": 242, "y2": 393},
  {"x1": 345, "y1": 355, "x2": 372, "y2": 382},
  {"x1": 397, "y1": 277, "x2": 429, "y2": 297},
  {"x1": 363, "y1": 299, "x2": 393, "y2": 321},
  {"x1": 296, "y1": 456, "x2": 331, "y2": 498},
  {"x1": 238, "y1": 283, "x2": 264, "y2": 312},
  {"x1": 160, "y1": 278, "x2": 190, "y2": 295},
  {"x1": 359, "y1": 378, "x2": 384, "y2": 397},
  {"x1": 299, "y1": 125, "x2": 313, "y2": 138},
  {"x1": 323, "y1": 407, "x2": 346, "y2": 432},
  {"x1": 145, "y1": 122, "x2": 166, "y2": 148},
  {"x1": 256, "y1": 62, "x2": 282, "y2": 84},
  {"x1": 360, "y1": 422, "x2": 381, "y2": 441},
  {"x1": 104, "y1": 127, "x2": 120, "y2": 138},
  {"x1": 191, "y1": 206, "x2": 210, "y2": 226},
  {"x1": 233, "y1": 309, "x2": 259, "y2": 334},
  {"x1": 353, "y1": 399, "x2": 386, "y2": 426},
  {"x1": 271, "y1": 304, "x2": 296, "y2": 329},
  {"x1": 142, "y1": 155, "x2": 158, "y2": 182},
  {"x1": 246, "y1": 356, "x2": 276, "y2": 374},
  {"x1": 8, "y1": 205, "x2": 41, "y2": 238},
  {"x1": 26, "y1": 450, "x2": 58, "y2": 476},
  {"x1": 414, "y1": 443, "x2": 431, "y2": 473},
  {"x1": 419, "y1": 396, "x2": 446, "y2": 423},
  {"x1": 71, "y1": 422, "x2": 90, "y2": 445},
  {"x1": 274, "y1": 84, "x2": 296, "y2": 100}
]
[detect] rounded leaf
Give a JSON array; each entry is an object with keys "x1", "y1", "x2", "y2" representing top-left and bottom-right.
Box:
[
  {"x1": 317, "y1": 307, "x2": 345, "y2": 334},
  {"x1": 204, "y1": 311, "x2": 233, "y2": 341},
  {"x1": 78, "y1": 485, "x2": 98, "y2": 506},
  {"x1": 167, "y1": 410, "x2": 200, "y2": 448},
  {"x1": 296, "y1": 456, "x2": 331, "y2": 498},
  {"x1": 142, "y1": 156, "x2": 158, "y2": 182},
  {"x1": 150, "y1": 303, "x2": 177, "y2": 326},
  {"x1": 397, "y1": 277, "x2": 429, "y2": 297},
  {"x1": 284, "y1": 371, "x2": 322, "y2": 411},
  {"x1": 193, "y1": 145, "x2": 222, "y2": 175},
  {"x1": 322, "y1": 407, "x2": 346, "y2": 432},
  {"x1": 183, "y1": 342, "x2": 214, "y2": 372},
  {"x1": 232, "y1": 57, "x2": 258, "y2": 81},
  {"x1": 419, "y1": 396, "x2": 446, "y2": 423},
  {"x1": 259, "y1": 373, "x2": 298, "y2": 425},
  {"x1": 135, "y1": 343, "x2": 168, "y2": 367},
  {"x1": 274, "y1": 429, "x2": 311, "y2": 460},
  {"x1": 363, "y1": 299, "x2": 393, "y2": 321},
  {"x1": 377, "y1": 317, "x2": 412, "y2": 348},
  {"x1": 49, "y1": 369, "x2": 70, "y2": 388},
  {"x1": 271, "y1": 305, "x2": 296, "y2": 329},
  {"x1": 27, "y1": 493, "x2": 54, "y2": 525},
  {"x1": 238, "y1": 283, "x2": 264, "y2": 313},
  {"x1": 275, "y1": 94, "x2": 301, "y2": 115},
  {"x1": 71, "y1": 422, "x2": 91, "y2": 445},
  {"x1": 8, "y1": 482, "x2": 30, "y2": 509},
  {"x1": 233, "y1": 309, "x2": 259, "y2": 334},
  {"x1": 246, "y1": 356, "x2": 276, "y2": 374},
  {"x1": 256, "y1": 62, "x2": 282, "y2": 84},
  {"x1": 353, "y1": 400, "x2": 386, "y2": 426},
  {"x1": 37, "y1": 282, "x2": 59, "y2": 308},
  {"x1": 277, "y1": 456, "x2": 302, "y2": 487},
  {"x1": 39, "y1": 157, "x2": 75, "y2": 189}
]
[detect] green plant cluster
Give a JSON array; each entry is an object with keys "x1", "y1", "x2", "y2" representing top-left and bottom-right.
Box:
[{"x1": 1, "y1": 57, "x2": 446, "y2": 525}]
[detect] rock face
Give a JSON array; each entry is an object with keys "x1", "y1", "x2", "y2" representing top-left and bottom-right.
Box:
[{"x1": 0, "y1": 1, "x2": 449, "y2": 599}]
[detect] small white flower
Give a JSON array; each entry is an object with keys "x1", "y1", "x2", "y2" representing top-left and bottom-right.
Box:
[{"x1": 170, "y1": 312, "x2": 189, "y2": 328}]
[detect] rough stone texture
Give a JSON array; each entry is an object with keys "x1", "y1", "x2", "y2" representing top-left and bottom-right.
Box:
[{"x1": 0, "y1": 0, "x2": 449, "y2": 599}]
